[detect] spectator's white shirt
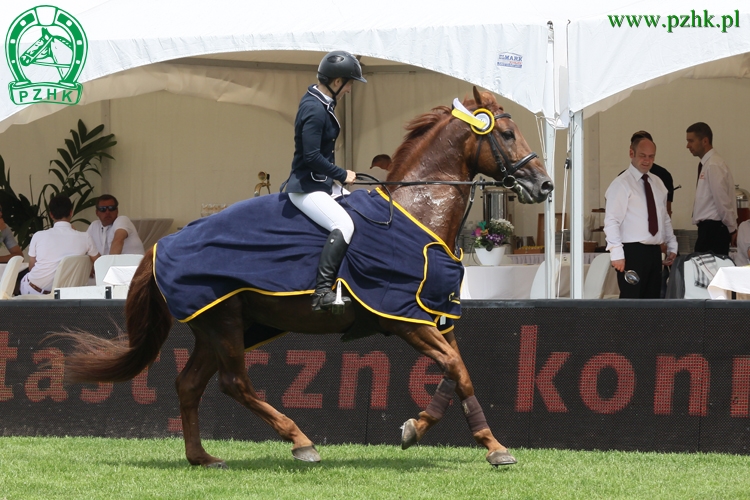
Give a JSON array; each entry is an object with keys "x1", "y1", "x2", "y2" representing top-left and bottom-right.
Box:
[
  {"x1": 87, "y1": 216, "x2": 145, "y2": 255},
  {"x1": 692, "y1": 149, "x2": 737, "y2": 232},
  {"x1": 28, "y1": 221, "x2": 98, "y2": 290},
  {"x1": 604, "y1": 165, "x2": 678, "y2": 261}
]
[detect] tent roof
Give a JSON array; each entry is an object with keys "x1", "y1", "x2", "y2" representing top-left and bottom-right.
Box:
[{"x1": 0, "y1": 0, "x2": 560, "y2": 132}]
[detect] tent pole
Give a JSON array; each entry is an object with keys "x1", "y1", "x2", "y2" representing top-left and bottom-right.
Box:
[
  {"x1": 570, "y1": 110, "x2": 584, "y2": 298},
  {"x1": 543, "y1": 120, "x2": 556, "y2": 298},
  {"x1": 344, "y1": 92, "x2": 353, "y2": 171}
]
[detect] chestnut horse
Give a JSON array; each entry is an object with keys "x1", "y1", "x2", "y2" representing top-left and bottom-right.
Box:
[{"x1": 62, "y1": 87, "x2": 553, "y2": 468}]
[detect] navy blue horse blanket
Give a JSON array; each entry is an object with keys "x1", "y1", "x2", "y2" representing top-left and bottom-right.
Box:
[{"x1": 153, "y1": 189, "x2": 463, "y2": 329}]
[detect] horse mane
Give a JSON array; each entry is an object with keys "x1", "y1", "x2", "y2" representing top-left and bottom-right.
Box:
[{"x1": 389, "y1": 93, "x2": 501, "y2": 174}]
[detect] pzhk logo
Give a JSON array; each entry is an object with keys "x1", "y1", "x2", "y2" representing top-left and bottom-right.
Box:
[{"x1": 5, "y1": 5, "x2": 87, "y2": 105}]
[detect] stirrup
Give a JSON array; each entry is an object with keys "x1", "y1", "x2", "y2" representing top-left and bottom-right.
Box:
[{"x1": 311, "y1": 286, "x2": 350, "y2": 314}]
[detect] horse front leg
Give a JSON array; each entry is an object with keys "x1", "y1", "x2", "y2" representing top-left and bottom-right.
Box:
[{"x1": 391, "y1": 324, "x2": 516, "y2": 466}]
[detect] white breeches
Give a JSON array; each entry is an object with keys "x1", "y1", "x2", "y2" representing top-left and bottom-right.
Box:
[{"x1": 288, "y1": 191, "x2": 354, "y2": 244}]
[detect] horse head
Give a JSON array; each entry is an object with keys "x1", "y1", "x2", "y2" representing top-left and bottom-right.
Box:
[{"x1": 463, "y1": 87, "x2": 553, "y2": 203}]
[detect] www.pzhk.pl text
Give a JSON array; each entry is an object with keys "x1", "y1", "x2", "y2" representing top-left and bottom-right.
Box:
[{"x1": 609, "y1": 10, "x2": 741, "y2": 33}]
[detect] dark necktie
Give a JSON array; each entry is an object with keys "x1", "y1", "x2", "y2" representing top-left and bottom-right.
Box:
[
  {"x1": 642, "y1": 174, "x2": 658, "y2": 236},
  {"x1": 696, "y1": 162, "x2": 703, "y2": 185}
]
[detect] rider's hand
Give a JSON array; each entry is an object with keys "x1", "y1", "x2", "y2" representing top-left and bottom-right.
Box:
[{"x1": 344, "y1": 170, "x2": 357, "y2": 184}]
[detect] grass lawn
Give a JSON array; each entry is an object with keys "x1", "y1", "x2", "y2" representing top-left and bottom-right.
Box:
[{"x1": 0, "y1": 437, "x2": 748, "y2": 499}]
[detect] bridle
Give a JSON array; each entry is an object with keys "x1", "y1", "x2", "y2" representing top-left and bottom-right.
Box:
[
  {"x1": 348, "y1": 103, "x2": 540, "y2": 254},
  {"x1": 468, "y1": 109, "x2": 538, "y2": 189}
]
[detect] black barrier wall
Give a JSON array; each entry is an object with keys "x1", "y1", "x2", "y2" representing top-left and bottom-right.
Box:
[{"x1": 1, "y1": 300, "x2": 749, "y2": 454}]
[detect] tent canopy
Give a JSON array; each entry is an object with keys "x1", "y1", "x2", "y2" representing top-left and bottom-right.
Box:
[{"x1": 1, "y1": 0, "x2": 565, "y2": 133}]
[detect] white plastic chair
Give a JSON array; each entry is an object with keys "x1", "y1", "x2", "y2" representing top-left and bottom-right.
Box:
[
  {"x1": 583, "y1": 253, "x2": 612, "y2": 299},
  {"x1": 499, "y1": 254, "x2": 513, "y2": 265},
  {"x1": 530, "y1": 258, "x2": 560, "y2": 299},
  {"x1": 15, "y1": 255, "x2": 93, "y2": 300},
  {"x1": 94, "y1": 254, "x2": 143, "y2": 285},
  {"x1": 53, "y1": 255, "x2": 94, "y2": 288},
  {"x1": 0, "y1": 256, "x2": 24, "y2": 299}
]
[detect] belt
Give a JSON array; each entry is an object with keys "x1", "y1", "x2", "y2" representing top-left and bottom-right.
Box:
[{"x1": 29, "y1": 282, "x2": 51, "y2": 295}]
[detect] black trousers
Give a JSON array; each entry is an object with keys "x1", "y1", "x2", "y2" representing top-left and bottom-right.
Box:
[
  {"x1": 617, "y1": 243, "x2": 662, "y2": 299},
  {"x1": 695, "y1": 220, "x2": 730, "y2": 255}
]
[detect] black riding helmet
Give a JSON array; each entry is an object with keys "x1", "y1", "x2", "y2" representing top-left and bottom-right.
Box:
[{"x1": 317, "y1": 50, "x2": 366, "y2": 99}]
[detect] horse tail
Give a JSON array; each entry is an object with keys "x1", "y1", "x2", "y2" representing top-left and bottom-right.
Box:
[{"x1": 63, "y1": 248, "x2": 173, "y2": 383}]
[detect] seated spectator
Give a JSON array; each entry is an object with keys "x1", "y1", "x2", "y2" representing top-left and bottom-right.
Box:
[
  {"x1": 0, "y1": 203, "x2": 23, "y2": 263},
  {"x1": 20, "y1": 195, "x2": 98, "y2": 295},
  {"x1": 87, "y1": 195, "x2": 145, "y2": 255},
  {"x1": 736, "y1": 220, "x2": 750, "y2": 266}
]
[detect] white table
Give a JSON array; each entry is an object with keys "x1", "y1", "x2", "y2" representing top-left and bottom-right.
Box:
[
  {"x1": 506, "y1": 252, "x2": 601, "y2": 265},
  {"x1": 461, "y1": 263, "x2": 619, "y2": 299},
  {"x1": 707, "y1": 266, "x2": 750, "y2": 300}
]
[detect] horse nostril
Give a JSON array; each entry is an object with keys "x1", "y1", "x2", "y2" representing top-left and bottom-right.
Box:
[{"x1": 541, "y1": 181, "x2": 554, "y2": 194}]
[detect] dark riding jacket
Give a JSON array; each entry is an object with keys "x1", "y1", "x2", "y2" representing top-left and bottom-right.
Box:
[{"x1": 284, "y1": 85, "x2": 347, "y2": 194}]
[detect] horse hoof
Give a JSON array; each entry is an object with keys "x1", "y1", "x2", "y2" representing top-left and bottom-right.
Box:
[
  {"x1": 487, "y1": 450, "x2": 517, "y2": 467},
  {"x1": 292, "y1": 445, "x2": 321, "y2": 463},
  {"x1": 203, "y1": 460, "x2": 229, "y2": 470},
  {"x1": 401, "y1": 418, "x2": 419, "y2": 450}
]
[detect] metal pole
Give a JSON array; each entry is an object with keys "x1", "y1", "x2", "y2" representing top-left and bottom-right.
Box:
[
  {"x1": 544, "y1": 120, "x2": 556, "y2": 298},
  {"x1": 570, "y1": 110, "x2": 584, "y2": 298}
]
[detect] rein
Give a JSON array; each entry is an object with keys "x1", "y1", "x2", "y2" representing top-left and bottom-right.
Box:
[{"x1": 348, "y1": 174, "x2": 508, "y2": 255}]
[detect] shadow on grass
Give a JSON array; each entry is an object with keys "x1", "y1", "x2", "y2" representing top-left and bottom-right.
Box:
[{"x1": 108, "y1": 454, "x2": 489, "y2": 473}]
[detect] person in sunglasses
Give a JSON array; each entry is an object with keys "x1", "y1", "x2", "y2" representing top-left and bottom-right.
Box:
[{"x1": 87, "y1": 195, "x2": 145, "y2": 256}]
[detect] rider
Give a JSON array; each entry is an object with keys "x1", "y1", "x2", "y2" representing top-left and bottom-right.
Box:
[{"x1": 283, "y1": 50, "x2": 366, "y2": 312}]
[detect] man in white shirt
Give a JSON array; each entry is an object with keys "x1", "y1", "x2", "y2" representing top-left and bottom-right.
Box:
[
  {"x1": 686, "y1": 122, "x2": 737, "y2": 255},
  {"x1": 20, "y1": 195, "x2": 99, "y2": 295},
  {"x1": 87, "y1": 194, "x2": 145, "y2": 256},
  {"x1": 604, "y1": 135, "x2": 678, "y2": 298}
]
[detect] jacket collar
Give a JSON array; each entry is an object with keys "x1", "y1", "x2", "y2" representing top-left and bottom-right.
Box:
[{"x1": 307, "y1": 84, "x2": 336, "y2": 113}]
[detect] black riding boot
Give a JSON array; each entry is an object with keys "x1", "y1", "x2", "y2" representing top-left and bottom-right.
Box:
[{"x1": 311, "y1": 229, "x2": 352, "y2": 313}]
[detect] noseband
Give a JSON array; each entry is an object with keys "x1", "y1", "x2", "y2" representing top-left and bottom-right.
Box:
[{"x1": 466, "y1": 109, "x2": 538, "y2": 189}]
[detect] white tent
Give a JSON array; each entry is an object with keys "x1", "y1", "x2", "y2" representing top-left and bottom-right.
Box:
[{"x1": 1, "y1": 0, "x2": 567, "y2": 132}]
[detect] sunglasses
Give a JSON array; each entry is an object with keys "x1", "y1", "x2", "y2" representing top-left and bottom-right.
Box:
[{"x1": 96, "y1": 205, "x2": 118, "y2": 212}]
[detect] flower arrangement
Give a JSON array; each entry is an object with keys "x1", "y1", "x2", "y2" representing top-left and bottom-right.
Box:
[{"x1": 473, "y1": 218, "x2": 514, "y2": 251}]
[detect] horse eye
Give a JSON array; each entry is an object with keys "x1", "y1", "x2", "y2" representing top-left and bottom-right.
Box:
[{"x1": 501, "y1": 130, "x2": 515, "y2": 141}]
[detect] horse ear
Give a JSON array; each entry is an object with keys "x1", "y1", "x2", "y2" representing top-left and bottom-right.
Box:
[{"x1": 473, "y1": 86, "x2": 484, "y2": 107}]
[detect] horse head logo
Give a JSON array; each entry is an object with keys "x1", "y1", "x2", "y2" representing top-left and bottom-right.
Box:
[{"x1": 5, "y1": 5, "x2": 87, "y2": 105}]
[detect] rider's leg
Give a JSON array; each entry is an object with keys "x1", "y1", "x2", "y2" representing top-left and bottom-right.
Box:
[{"x1": 288, "y1": 192, "x2": 354, "y2": 311}]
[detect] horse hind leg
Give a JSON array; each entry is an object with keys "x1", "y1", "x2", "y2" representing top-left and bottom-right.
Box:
[
  {"x1": 174, "y1": 335, "x2": 226, "y2": 468},
  {"x1": 215, "y1": 355, "x2": 320, "y2": 463}
]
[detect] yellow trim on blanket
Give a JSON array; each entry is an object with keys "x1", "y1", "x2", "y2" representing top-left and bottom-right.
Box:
[
  {"x1": 154, "y1": 240, "x2": 314, "y2": 323},
  {"x1": 244, "y1": 332, "x2": 290, "y2": 352},
  {"x1": 178, "y1": 287, "x2": 313, "y2": 323},
  {"x1": 415, "y1": 241, "x2": 461, "y2": 320},
  {"x1": 152, "y1": 243, "x2": 169, "y2": 304},
  {"x1": 375, "y1": 188, "x2": 463, "y2": 262},
  {"x1": 337, "y1": 278, "x2": 438, "y2": 327}
]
